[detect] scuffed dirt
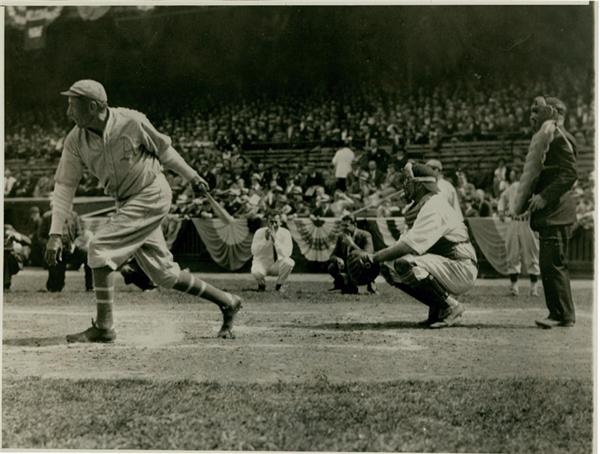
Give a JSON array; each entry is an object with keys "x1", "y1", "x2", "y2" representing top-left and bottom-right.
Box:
[{"x1": 2, "y1": 274, "x2": 594, "y2": 384}]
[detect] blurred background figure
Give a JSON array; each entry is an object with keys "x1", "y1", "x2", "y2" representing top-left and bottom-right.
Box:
[{"x1": 4, "y1": 224, "x2": 31, "y2": 290}]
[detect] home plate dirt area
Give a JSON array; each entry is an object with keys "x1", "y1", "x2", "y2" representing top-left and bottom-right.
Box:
[{"x1": 2, "y1": 270, "x2": 594, "y2": 452}]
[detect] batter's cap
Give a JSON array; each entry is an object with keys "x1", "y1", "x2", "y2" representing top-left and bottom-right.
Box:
[
  {"x1": 405, "y1": 162, "x2": 439, "y2": 193},
  {"x1": 61, "y1": 79, "x2": 107, "y2": 103}
]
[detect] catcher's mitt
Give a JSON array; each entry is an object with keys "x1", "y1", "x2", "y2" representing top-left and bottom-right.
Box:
[{"x1": 347, "y1": 250, "x2": 380, "y2": 286}]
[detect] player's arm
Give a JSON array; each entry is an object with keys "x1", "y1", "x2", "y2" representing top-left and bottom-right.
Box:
[
  {"x1": 46, "y1": 135, "x2": 84, "y2": 266},
  {"x1": 275, "y1": 229, "x2": 293, "y2": 258},
  {"x1": 373, "y1": 205, "x2": 446, "y2": 264},
  {"x1": 139, "y1": 116, "x2": 208, "y2": 188}
]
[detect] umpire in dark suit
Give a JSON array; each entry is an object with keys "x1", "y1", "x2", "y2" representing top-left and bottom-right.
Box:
[
  {"x1": 328, "y1": 212, "x2": 377, "y2": 294},
  {"x1": 529, "y1": 97, "x2": 578, "y2": 329}
]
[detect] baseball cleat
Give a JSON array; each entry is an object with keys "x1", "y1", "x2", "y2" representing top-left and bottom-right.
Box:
[
  {"x1": 430, "y1": 302, "x2": 464, "y2": 329},
  {"x1": 66, "y1": 319, "x2": 116, "y2": 343},
  {"x1": 535, "y1": 318, "x2": 575, "y2": 329},
  {"x1": 418, "y1": 306, "x2": 440, "y2": 327},
  {"x1": 217, "y1": 294, "x2": 242, "y2": 339}
]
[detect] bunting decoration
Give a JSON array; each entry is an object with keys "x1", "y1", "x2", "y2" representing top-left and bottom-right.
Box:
[
  {"x1": 465, "y1": 218, "x2": 511, "y2": 275},
  {"x1": 77, "y1": 215, "x2": 559, "y2": 275},
  {"x1": 286, "y1": 218, "x2": 341, "y2": 262},
  {"x1": 77, "y1": 6, "x2": 111, "y2": 21},
  {"x1": 7, "y1": 6, "x2": 63, "y2": 50},
  {"x1": 191, "y1": 218, "x2": 253, "y2": 270}
]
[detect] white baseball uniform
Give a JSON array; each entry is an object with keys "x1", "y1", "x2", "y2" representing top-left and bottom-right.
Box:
[
  {"x1": 498, "y1": 182, "x2": 540, "y2": 276},
  {"x1": 388, "y1": 193, "x2": 477, "y2": 295},
  {"x1": 52, "y1": 107, "x2": 200, "y2": 288}
]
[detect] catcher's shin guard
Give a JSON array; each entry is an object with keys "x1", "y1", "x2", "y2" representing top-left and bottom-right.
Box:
[{"x1": 383, "y1": 258, "x2": 449, "y2": 310}]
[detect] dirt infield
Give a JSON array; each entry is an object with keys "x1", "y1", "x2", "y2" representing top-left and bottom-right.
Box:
[{"x1": 3, "y1": 270, "x2": 594, "y2": 384}]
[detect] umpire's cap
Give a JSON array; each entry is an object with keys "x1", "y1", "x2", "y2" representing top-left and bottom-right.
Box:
[
  {"x1": 404, "y1": 162, "x2": 439, "y2": 194},
  {"x1": 61, "y1": 79, "x2": 107, "y2": 104}
]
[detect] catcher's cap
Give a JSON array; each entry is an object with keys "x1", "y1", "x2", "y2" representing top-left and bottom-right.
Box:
[{"x1": 61, "y1": 79, "x2": 107, "y2": 104}]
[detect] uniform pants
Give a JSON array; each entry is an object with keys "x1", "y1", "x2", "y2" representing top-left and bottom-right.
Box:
[
  {"x1": 538, "y1": 225, "x2": 575, "y2": 323},
  {"x1": 506, "y1": 219, "x2": 540, "y2": 276},
  {"x1": 251, "y1": 258, "x2": 295, "y2": 286}
]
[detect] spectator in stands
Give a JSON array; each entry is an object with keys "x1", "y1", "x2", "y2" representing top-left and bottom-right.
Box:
[
  {"x1": 425, "y1": 159, "x2": 463, "y2": 218},
  {"x1": 250, "y1": 211, "x2": 295, "y2": 293},
  {"x1": 331, "y1": 139, "x2": 355, "y2": 191},
  {"x1": 470, "y1": 189, "x2": 493, "y2": 217},
  {"x1": 327, "y1": 212, "x2": 377, "y2": 294},
  {"x1": 492, "y1": 158, "x2": 508, "y2": 198},
  {"x1": 11, "y1": 170, "x2": 36, "y2": 197},
  {"x1": 4, "y1": 168, "x2": 17, "y2": 197},
  {"x1": 366, "y1": 159, "x2": 386, "y2": 190}
]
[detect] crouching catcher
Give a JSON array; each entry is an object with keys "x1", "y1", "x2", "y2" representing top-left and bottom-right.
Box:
[{"x1": 348, "y1": 163, "x2": 478, "y2": 328}]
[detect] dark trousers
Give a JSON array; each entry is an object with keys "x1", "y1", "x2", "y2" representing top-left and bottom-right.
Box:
[
  {"x1": 47, "y1": 247, "x2": 93, "y2": 292},
  {"x1": 336, "y1": 178, "x2": 347, "y2": 191},
  {"x1": 538, "y1": 225, "x2": 575, "y2": 323}
]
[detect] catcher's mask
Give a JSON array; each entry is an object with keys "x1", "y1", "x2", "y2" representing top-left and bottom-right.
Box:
[{"x1": 403, "y1": 162, "x2": 439, "y2": 199}]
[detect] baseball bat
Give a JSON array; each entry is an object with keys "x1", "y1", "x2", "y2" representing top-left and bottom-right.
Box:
[{"x1": 350, "y1": 188, "x2": 405, "y2": 217}]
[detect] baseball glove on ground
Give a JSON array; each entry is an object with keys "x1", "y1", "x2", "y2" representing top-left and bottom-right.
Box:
[{"x1": 347, "y1": 250, "x2": 380, "y2": 286}]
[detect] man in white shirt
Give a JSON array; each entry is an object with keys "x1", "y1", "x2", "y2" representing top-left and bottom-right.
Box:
[
  {"x1": 251, "y1": 212, "x2": 295, "y2": 292},
  {"x1": 425, "y1": 159, "x2": 463, "y2": 219},
  {"x1": 331, "y1": 140, "x2": 355, "y2": 191},
  {"x1": 356, "y1": 163, "x2": 478, "y2": 328}
]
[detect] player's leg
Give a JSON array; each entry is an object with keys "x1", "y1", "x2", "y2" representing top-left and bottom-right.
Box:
[
  {"x1": 327, "y1": 256, "x2": 347, "y2": 291},
  {"x1": 274, "y1": 257, "x2": 294, "y2": 292},
  {"x1": 251, "y1": 260, "x2": 268, "y2": 291},
  {"x1": 505, "y1": 221, "x2": 522, "y2": 296},
  {"x1": 134, "y1": 226, "x2": 242, "y2": 338},
  {"x1": 66, "y1": 265, "x2": 116, "y2": 343},
  {"x1": 380, "y1": 257, "x2": 463, "y2": 327},
  {"x1": 535, "y1": 225, "x2": 575, "y2": 328}
]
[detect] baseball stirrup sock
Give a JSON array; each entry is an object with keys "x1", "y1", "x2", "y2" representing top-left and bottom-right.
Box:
[
  {"x1": 173, "y1": 271, "x2": 235, "y2": 309},
  {"x1": 93, "y1": 268, "x2": 115, "y2": 330}
]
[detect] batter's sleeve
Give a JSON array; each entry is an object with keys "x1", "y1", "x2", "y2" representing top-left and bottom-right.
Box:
[
  {"x1": 276, "y1": 229, "x2": 293, "y2": 258},
  {"x1": 50, "y1": 133, "x2": 83, "y2": 235},
  {"x1": 139, "y1": 116, "x2": 199, "y2": 182}
]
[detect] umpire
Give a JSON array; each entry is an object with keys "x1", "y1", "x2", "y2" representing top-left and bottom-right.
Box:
[{"x1": 528, "y1": 97, "x2": 578, "y2": 329}]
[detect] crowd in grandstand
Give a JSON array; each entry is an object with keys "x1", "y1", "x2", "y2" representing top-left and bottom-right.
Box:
[{"x1": 5, "y1": 74, "x2": 595, "y2": 232}]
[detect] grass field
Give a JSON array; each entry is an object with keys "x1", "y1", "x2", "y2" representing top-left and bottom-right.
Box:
[{"x1": 2, "y1": 270, "x2": 595, "y2": 452}]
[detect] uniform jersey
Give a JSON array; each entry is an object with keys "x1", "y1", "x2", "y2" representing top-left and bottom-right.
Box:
[
  {"x1": 437, "y1": 177, "x2": 463, "y2": 219},
  {"x1": 400, "y1": 193, "x2": 475, "y2": 262},
  {"x1": 55, "y1": 107, "x2": 198, "y2": 201}
]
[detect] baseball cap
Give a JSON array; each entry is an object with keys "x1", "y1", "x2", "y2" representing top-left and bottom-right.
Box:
[
  {"x1": 61, "y1": 79, "x2": 107, "y2": 103},
  {"x1": 425, "y1": 159, "x2": 443, "y2": 171}
]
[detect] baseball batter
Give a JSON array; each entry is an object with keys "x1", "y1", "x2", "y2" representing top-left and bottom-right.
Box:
[
  {"x1": 351, "y1": 163, "x2": 478, "y2": 328},
  {"x1": 45, "y1": 79, "x2": 242, "y2": 343},
  {"x1": 498, "y1": 169, "x2": 540, "y2": 296}
]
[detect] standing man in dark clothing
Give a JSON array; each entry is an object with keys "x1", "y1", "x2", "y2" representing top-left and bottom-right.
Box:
[{"x1": 526, "y1": 97, "x2": 578, "y2": 329}]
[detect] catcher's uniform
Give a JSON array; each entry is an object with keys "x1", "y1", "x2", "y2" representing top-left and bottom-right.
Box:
[
  {"x1": 52, "y1": 107, "x2": 199, "y2": 288},
  {"x1": 383, "y1": 193, "x2": 477, "y2": 295},
  {"x1": 498, "y1": 182, "x2": 540, "y2": 276},
  {"x1": 250, "y1": 227, "x2": 295, "y2": 287}
]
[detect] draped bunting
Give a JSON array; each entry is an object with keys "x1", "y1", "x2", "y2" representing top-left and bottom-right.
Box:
[
  {"x1": 286, "y1": 218, "x2": 342, "y2": 262},
  {"x1": 466, "y1": 218, "x2": 511, "y2": 275},
  {"x1": 6, "y1": 6, "x2": 63, "y2": 50},
  {"x1": 75, "y1": 215, "x2": 571, "y2": 275},
  {"x1": 77, "y1": 6, "x2": 111, "y2": 21},
  {"x1": 191, "y1": 218, "x2": 253, "y2": 271}
]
